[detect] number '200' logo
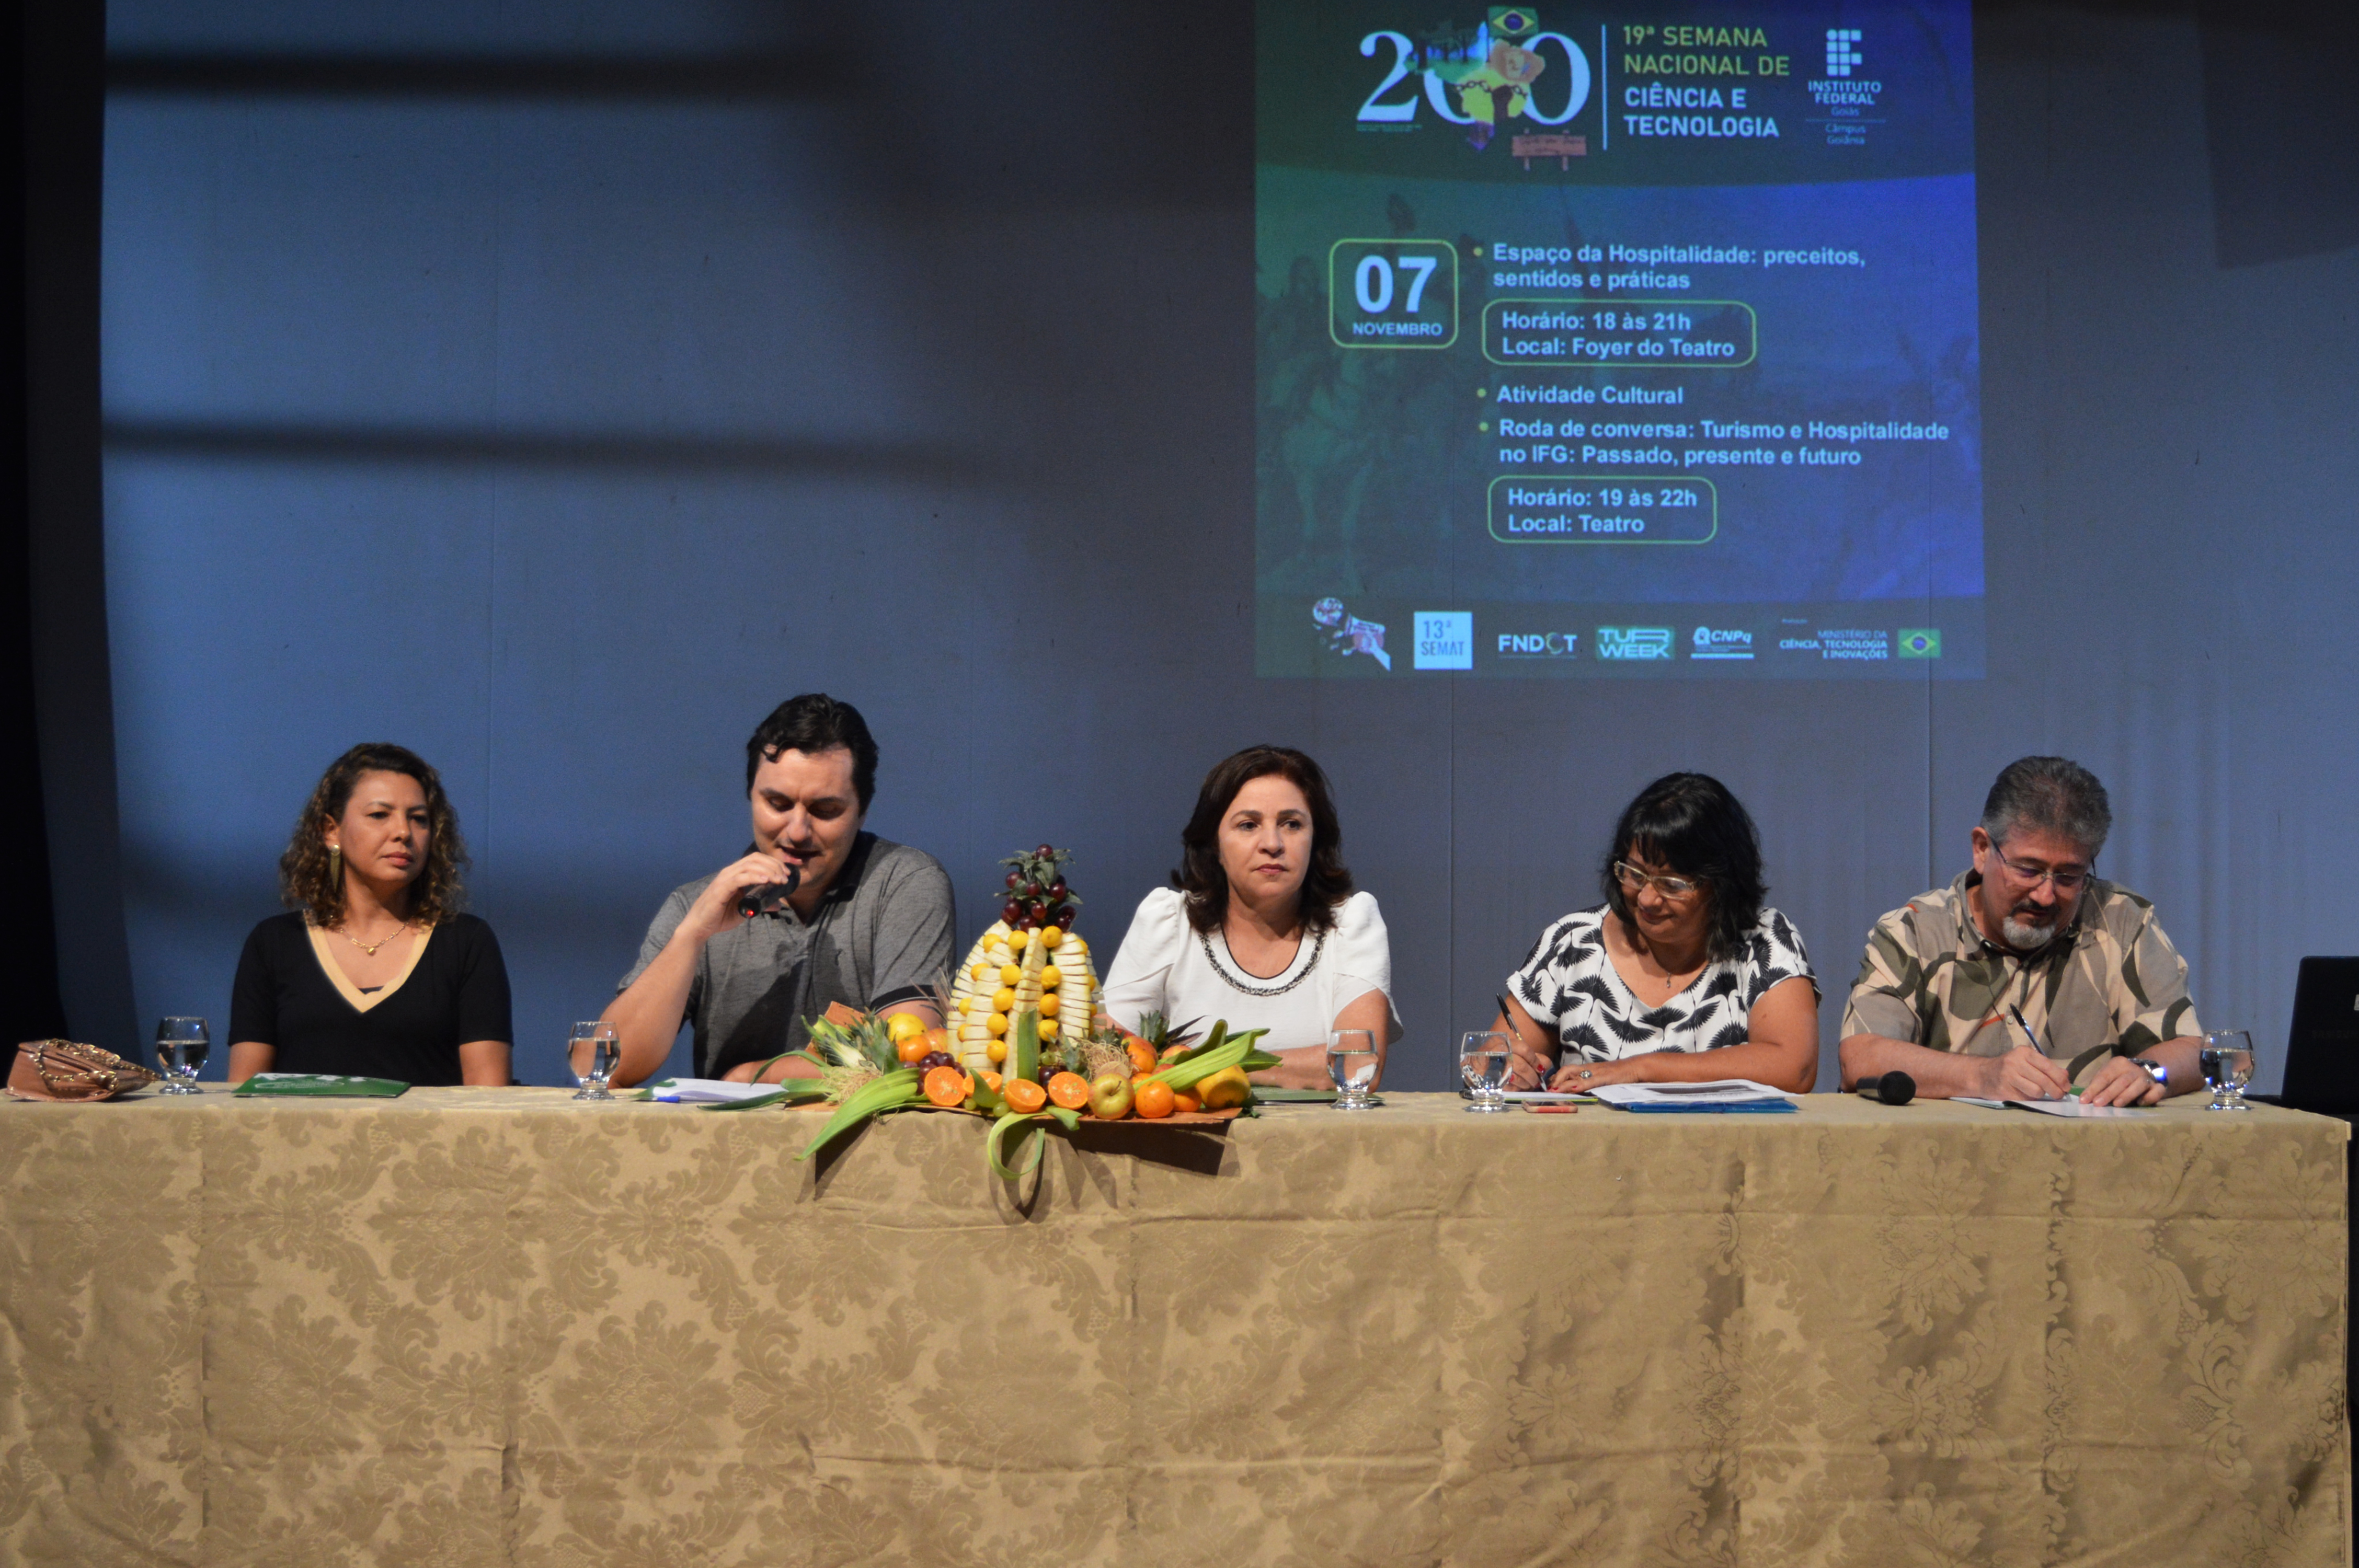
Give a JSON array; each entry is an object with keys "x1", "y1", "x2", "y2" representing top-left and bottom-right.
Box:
[{"x1": 1356, "y1": 30, "x2": 1593, "y2": 125}]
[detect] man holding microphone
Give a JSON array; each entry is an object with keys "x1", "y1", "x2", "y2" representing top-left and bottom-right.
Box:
[{"x1": 604, "y1": 694, "x2": 954, "y2": 1087}]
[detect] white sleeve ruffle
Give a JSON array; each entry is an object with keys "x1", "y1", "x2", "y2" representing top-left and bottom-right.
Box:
[
  {"x1": 1323, "y1": 891, "x2": 1401, "y2": 1036},
  {"x1": 1098, "y1": 887, "x2": 1189, "y2": 1032}
]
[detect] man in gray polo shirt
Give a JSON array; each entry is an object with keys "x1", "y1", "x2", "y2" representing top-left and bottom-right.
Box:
[{"x1": 603, "y1": 694, "x2": 955, "y2": 1087}]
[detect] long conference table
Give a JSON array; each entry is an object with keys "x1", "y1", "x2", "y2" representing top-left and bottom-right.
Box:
[{"x1": 0, "y1": 1085, "x2": 2345, "y2": 1566}]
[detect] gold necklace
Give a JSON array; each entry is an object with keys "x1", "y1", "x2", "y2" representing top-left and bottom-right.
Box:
[{"x1": 337, "y1": 921, "x2": 410, "y2": 957}]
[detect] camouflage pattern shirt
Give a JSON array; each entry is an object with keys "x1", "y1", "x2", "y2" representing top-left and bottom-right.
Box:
[{"x1": 1839, "y1": 870, "x2": 2201, "y2": 1083}]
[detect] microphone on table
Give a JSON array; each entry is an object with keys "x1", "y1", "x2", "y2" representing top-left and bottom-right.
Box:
[
  {"x1": 1854, "y1": 1071, "x2": 1916, "y2": 1105},
  {"x1": 734, "y1": 864, "x2": 802, "y2": 919}
]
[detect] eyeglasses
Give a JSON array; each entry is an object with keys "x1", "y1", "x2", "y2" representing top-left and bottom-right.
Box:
[
  {"x1": 1614, "y1": 860, "x2": 1701, "y2": 899},
  {"x1": 1988, "y1": 841, "x2": 2091, "y2": 894}
]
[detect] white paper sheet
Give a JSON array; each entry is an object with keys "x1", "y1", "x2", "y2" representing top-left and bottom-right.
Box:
[
  {"x1": 1587, "y1": 1079, "x2": 1799, "y2": 1106},
  {"x1": 1954, "y1": 1096, "x2": 2155, "y2": 1119},
  {"x1": 645, "y1": 1078, "x2": 780, "y2": 1103}
]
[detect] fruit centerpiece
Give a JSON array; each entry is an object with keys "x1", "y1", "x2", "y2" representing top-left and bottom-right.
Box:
[
  {"x1": 944, "y1": 846, "x2": 1098, "y2": 1079},
  {"x1": 711, "y1": 841, "x2": 1279, "y2": 1182}
]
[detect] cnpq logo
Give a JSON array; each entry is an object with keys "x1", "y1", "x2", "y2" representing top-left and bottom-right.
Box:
[{"x1": 1352, "y1": 8, "x2": 1595, "y2": 153}]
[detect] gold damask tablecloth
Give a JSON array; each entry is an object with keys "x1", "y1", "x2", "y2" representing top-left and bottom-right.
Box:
[{"x1": 0, "y1": 1088, "x2": 2344, "y2": 1566}]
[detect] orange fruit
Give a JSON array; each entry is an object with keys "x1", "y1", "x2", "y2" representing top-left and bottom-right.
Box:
[
  {"x1": 1004, "y1": 1078, "x2": 1048, "y2": 1114},
  {"x1": 1046, "y1": 1071, "x2": 1092, "y2": 1110},
  {"x1": 980, "y1": 1070, "x2": 1004, "y2": 1094},
  {"x1": 896, "y1": 1035, "x2": 929, "y2": 1065},
  {"x1": 1172, "y1": 1091, "x2": 1201, "y2": 1114},
  {"x1": 1125, "y1": 1039, "x2": 1158, "y2": 1076},
  {"x1": 1135, "y1": 1080, "x2": 1175, "y2": 1119},
  {"x1": 922, "y1": 1065, "x2": 968, "y2": 1108},
  {"x1": 1159, "y1": 1043, "x2": 1187, "y2": 1065}
]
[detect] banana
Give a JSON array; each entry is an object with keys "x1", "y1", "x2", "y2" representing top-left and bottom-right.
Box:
[{"x1": 947, "y1": 918, "x2": 1101, "y2": 1074}]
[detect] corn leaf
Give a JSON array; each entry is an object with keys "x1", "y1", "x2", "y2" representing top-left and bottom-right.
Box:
[
  {"x1": 797, "y1": 1067, "x2": 923, "y2": 1160},
  {"x1": 969, "y1": 1071, "x2": 1006, "y2": 1115},
  {"x1": 987, "y1": 1110, "x2": 1049, "y2": 1181},
  {"x1": 1012, "y1": 1011, "x2": 1039, "y2": 1083},
  {"x1": 743, "y1": 1048, "x2": 823, "y2": 1086},
  {"x1": 1148, "y1": 1028, "x2": 1268, "y2": 1091},
  {"x1": 1163, "y1": 1020, "x2": 1230, "y2": 1068}
]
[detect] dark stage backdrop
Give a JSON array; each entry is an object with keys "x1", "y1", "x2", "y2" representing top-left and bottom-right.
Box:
[{"x1": 64, "y1": 0, "x2": 2359, "y2": 1091}]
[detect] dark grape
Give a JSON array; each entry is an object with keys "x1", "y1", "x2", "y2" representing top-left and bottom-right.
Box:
[
  {"x1": 1001, "y1": 901, "x2": 1021, "y2": 924},
  {"x1": 1004, "y1": 871, "x2": 1020, "y2": 890},
  {"x1": 917, "y1": 1051, "x2": 955, "y2": 1074},
  {"x1": 1049, "y1": 903, "x2": 1074, "y2": 928},
  {"x1": 1019, "y1": 912, "x2": 1040, "y2": 930},
  {"x1": 1035, "y1": 844, "x2": 1055, "y2": 858}
]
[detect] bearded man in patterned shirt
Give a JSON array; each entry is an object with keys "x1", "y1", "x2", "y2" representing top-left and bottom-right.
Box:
[{"x1": 1839, "y1": 756, "x2": 2203, "y2": 1106}]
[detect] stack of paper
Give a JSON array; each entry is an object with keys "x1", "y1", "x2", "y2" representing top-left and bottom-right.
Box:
[
  {"x1": 1954, "y1": 1096, "x2": 2153, "y2": 1119},
  {"x1": 1588, "y1": 1079, "x2": 1799, "y2": 1113},
  {"x1": 641, "y1": 1078, "x2": 780, "y2": 1104}
]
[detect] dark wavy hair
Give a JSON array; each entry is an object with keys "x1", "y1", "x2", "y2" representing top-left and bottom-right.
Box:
[
  {"x1": 746, "y1": 693, "x2": 878, "y2": 811},
  {"x1": 1600, "y1": 773, "x2": 1766, "y2": 961},
  {"x1": 1171, "y1": 745, "x2": 1355, "y2": 935},
  {"x1": 278, "y1": 743, "x2": 469, "y2": 927}
]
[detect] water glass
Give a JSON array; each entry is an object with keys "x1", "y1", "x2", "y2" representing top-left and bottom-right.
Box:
[
  {"x1": 1459, "y1": 1030, "x2": 1511, "y2": 1113},
  {"x1": 1326, "y1": 1029, "x2": 1380, "y2": 1110},
  {"x1": 569, "y1": 1021, "x2": 622, "y2": 1101},
  {"x1": 2200, "y1": 1029, "x2": 2255, "y2": 1111},
  {"x1": 155, "y1": 1017, "x2": 209, "y2": 1094}
]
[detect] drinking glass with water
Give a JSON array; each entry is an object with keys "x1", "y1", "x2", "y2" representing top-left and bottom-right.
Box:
[
  {"x1": 1459, "y1": 1030, "x2": 1511, "y2": 1113},
  {"x1": 2200, "y1": 1029, "x2": 2255, "y2": 1111},
  {"x1": 155, "y1": 1017, "x2": 209, "y2": 1094},
  {"x1": 569, "y1": 1021, "x2": 622, "y2": 1101},
  {"x1": 1326, "y1": 1029, "x2": 1380, "y2": 1110}
]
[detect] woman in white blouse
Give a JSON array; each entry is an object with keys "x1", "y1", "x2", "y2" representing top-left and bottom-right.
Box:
[
  {"x1": 1498, "y1": 773, "x2": 1818, "y2": 1094},
  {"x1": 1102, "y1": 745, "x2": 1398, "y2": 1089}
]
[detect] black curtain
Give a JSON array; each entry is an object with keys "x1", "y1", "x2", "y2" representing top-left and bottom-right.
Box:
[
  {"x1": 11, "y1": 0, "x2": 116, "y2": 1050},
  {"x1": 4, "y1": 2, "x2": 66, "y2": 1044}
]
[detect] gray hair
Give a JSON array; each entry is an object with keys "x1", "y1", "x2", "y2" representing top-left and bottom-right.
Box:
[{"x1": 1979, "y1": 756, "x2": 2111, "y2": 858}]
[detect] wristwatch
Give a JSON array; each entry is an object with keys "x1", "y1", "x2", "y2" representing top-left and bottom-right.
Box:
[{"x1": 2131, "y1": 1057, "x2": 2167, "y2": 1088}]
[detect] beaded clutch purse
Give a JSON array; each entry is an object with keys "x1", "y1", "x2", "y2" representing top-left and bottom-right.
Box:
[{"x1": 7, "y1": 1039, "x2": 162, "y2": 1101}]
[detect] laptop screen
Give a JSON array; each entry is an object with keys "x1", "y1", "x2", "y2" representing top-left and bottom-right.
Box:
[{"x1": 2279, "y1": 957, "x2": 2359, "y2": 1114}]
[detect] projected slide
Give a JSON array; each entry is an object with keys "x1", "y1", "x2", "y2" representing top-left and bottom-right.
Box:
[{"x1": 1256, "y1": 1, "x2": 1982, "y2": 677}]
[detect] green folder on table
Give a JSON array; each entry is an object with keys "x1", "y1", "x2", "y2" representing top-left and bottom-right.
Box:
[{"x1": 233, "y1": 1073, "x2": 409, "y2": 1098}]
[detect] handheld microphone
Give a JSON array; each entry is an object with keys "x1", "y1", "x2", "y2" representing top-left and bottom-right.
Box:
[
  {"x1": 1854, "y1": 1071, "x2": 1916, "y2": 1105},
  {"x1": 734, "y1": 864, "x2": 802, "y2": 919}
]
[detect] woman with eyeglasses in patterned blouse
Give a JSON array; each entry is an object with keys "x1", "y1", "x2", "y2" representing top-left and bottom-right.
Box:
[{"x1": 1496, "y1": 773, "x2": 1818, "y2": 1095}]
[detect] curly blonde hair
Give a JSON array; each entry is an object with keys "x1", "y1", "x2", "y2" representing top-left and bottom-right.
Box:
[{"x1": 278, "y1": 743, "x2": 469, "y2": 927}]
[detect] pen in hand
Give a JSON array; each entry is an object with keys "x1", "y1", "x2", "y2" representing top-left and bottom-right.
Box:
[{"x1": 2006, "y1": 1005, "x2": 2064, "y2": 1099}]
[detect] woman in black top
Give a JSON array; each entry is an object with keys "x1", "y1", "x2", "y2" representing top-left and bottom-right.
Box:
[{"x1": 228, "y1": 743, "x2": 512, "y2": 1086}]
